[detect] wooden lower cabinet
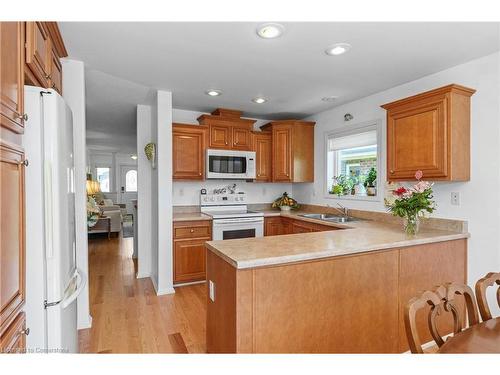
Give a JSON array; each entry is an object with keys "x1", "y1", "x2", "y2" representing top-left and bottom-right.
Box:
[
  {"x1": 206, "y1": 239, "x2": 467, "y2": 353},
  {"x1": 173, "y1": 220, "x2": 211, "y2": 284},
  {"x1": 264, "y1": 217, "x2": 285, "y2": 236},
  {"x1": 264, "y1": 217, "x2": 340, "y2": 236},
  {"x1": 0, "y1": 141, "x2": 25, "y2": 336},
  {"x1": 0, "y1": 312, "x2": 26, "y2": 353}
]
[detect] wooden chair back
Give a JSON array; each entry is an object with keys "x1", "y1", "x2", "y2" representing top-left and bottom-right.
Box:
[
  {"x1": 475, "y1": 272, "x2": 500, "y2": 321},
  {"x1": 404, "y1": 283, "x2": 479, "y2": 353}
]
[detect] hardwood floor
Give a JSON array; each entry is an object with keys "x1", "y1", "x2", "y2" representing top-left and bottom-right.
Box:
[{"x1": 79, "y1": 234, "x2": 207, "y2": 353}]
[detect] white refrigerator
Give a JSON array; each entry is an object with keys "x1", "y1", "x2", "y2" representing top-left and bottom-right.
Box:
[{"x1": 24, "y1": 86, "x2": 86, "y2": 353}]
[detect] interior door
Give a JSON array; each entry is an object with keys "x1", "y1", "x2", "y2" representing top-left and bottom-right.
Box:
[{"x1": 120, "y1": 165, "x2": 137, "y2": 214}]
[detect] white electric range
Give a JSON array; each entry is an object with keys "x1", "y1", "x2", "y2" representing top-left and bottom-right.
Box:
[{"x1": 200, "y1": 191, "x2": 264, "y2": 240}]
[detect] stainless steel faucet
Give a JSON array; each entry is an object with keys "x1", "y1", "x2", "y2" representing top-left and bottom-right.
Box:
[{"x1": 331, "y1": 203, "x2": 349, "y2": 218}]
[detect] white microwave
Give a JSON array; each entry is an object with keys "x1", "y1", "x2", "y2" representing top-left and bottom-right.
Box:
[{"x1": 206, "y1": 149, "x2": 256, "y2": 179}]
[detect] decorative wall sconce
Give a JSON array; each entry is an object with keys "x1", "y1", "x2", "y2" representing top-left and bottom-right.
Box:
[{"x1": 144, "y1": 142, "x2": 156, "y2": 169}]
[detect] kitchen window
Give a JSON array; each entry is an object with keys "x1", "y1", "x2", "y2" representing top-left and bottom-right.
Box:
[{"x1": 325, "y1": 123, "x2": 380, "y2": 199}]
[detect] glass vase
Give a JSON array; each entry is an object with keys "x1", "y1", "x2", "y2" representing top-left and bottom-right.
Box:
[{"x1": 403, "y1": 214, "x2": 420, "y2": 236}]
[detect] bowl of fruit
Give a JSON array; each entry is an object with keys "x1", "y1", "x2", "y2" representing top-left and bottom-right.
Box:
[{"x1": 272, "y1": 192, "x2": 300, "y2": 211}]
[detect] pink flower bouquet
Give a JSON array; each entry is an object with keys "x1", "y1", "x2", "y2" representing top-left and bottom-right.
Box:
[{"x1": 384, "y1": 170, "x2": 436, "y2": 235}]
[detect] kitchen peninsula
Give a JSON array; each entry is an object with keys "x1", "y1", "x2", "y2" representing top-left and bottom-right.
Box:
[{"x1": 205, "y1": 211, "x2": 469, "y2": 353}]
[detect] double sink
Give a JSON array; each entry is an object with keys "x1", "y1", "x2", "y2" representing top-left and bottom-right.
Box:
[{"x1": 298, "y1": 213, "x2": 359, "y2": 224}]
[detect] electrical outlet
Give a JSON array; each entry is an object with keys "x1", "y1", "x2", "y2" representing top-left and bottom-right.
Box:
[
  {"x1": 451, "y1": 192, "x2": 460, "y2": 206},
  {"x1": 209, "y1": 280, "x2": 216, "y2": 302}
]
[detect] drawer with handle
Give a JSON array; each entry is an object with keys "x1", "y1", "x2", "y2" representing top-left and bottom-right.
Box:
[
  {"x1": 174, "y1": 221, "x2": 211, "y2": 239},
  {"x1": 0, "y1": 312, "x2": 28, "y2": 354}
]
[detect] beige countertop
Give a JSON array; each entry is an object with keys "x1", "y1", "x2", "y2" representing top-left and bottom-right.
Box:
[
  {"x1": 205, "y1": 211, "x2": 469, "y2": 269},
  {"x1": 173, "y1": 212, "x2": 212, "y2": 222}
]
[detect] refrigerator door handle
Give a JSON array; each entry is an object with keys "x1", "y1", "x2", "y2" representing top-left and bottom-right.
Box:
[
  {"x1": 44, "y1": 269, "x2": 86, "y2": 309},
  {"x1": 61, "y1": 269, "x2": 86, "y2": 309}
]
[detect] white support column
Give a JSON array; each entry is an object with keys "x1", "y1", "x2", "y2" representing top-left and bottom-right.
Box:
[{"x1": 156, "y1": 90, "x2": 174, "y2": 295}]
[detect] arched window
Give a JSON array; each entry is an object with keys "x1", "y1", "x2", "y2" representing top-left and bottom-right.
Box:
[{"x1": 125, "y1": 170, "x2": 137, "y2": 192}]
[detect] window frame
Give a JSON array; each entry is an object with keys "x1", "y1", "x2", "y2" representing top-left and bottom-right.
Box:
[
  {"x1": 125, "y1": 169, "x2": 138, "y2": 193},
  {"x1": 95, "y1": 165, "x2": 112, "y2": 193},
  {"x1": 324, "y1": 120, "x2": 383, "y2": 202}
]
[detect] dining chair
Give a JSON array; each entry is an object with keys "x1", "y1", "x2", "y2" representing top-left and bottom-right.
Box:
[
  {"x1": 404, "y1": 283, "x2": 480, "y2": 353},
  {"x1": 475, "y1": 272, "x2": 500, "y2": 321}
]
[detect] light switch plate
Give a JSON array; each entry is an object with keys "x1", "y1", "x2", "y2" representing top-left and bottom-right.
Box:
[
  {"x1": 451, "y1": 192, "x2": 460, "y2": 206},
  {"x1": 209, "y1": 280, "x2": 215, "y2": 302}
]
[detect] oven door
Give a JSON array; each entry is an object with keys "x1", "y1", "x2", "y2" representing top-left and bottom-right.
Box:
[{"x1": 212, "y1": 217, "x2": 264, "y2": 240}]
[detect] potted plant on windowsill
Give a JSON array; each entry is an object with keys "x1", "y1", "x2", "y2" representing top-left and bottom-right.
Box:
[
  {"x1": 330, "y1": 175, "x2": 353, "y2": 197},
  {"x1": 272, "y1": 192, "x2": 300, "y2": 211},
  {"x1": 364, "y1": 167, "x2": 377, "y2": 196}
]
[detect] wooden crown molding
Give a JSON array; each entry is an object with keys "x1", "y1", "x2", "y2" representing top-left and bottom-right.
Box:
[{"x1": 44, "y1": 22, "x2": 68, "y2": 58}]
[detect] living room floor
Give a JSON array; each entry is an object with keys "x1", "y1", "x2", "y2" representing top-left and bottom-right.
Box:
[{"x1": 79, "y1": 234, "x2": 206, "y2": 353}]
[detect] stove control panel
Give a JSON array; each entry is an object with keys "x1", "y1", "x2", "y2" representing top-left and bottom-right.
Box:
[{"x1": 200, "y1": 192, "x2": 247, "y2": 206}]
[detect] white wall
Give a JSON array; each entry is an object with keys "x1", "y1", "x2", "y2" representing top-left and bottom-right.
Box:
[
  {"x1": 136, "y1": 105, "x2": 153, "y2": 278},
  {"x1": 172, "y1": 108, "x2": 294, "y2": 205},
  {"x1": 294, "y1": 53, "x2": 500, "y2": 298},
  {"x1": 61, "y1": 59, "x2": 91, "y2": 329}
]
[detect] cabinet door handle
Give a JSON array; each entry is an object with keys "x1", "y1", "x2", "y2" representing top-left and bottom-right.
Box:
[
  {"x1": 199, "y1": 172, "x2": 202, "y2": 176},
  {"x1": 390, "y1": 170, "x2": 394, "y2": 174},
  {"x1": 15, "y1": 113, "x2": 28, "y2": 121},
  {"x1": 19, "y1": 159, "x2": 29, "y2": 167},
  {"x1": 21, "y1": 328, "x2": 30, "y2": 336},
  {"x1": 45, "y1": 74, "x2": 52, "y2": 80},
  {"x1": 190, "y1": 229, "x2": 195, "y2": 233},
  {"x1": 225, "y1": 141, "x2": 228, "y2": 145}
]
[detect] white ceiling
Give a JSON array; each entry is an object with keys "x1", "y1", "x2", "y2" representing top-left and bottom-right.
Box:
[
  {"x1": 59, "y1": 22, "x2": 499, "y2": 151},
  {"x1": 84, "y1": 69, "x2": 153, "y2": 153}
]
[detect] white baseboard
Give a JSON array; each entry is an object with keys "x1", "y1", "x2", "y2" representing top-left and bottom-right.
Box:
[
  {"x1": 77, "y1": 314, "x2": 92, "y2": 330},
  {"x1": 136, "y1": 271, "x2": 151, "y2": 279},
  {"x1": 155, "y1": 286, "x2": 176, "y2": 295}
]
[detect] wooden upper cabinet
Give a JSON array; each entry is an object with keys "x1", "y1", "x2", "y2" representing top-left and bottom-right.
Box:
[
  {"x1": 25, "y1": 22, "x2": 50, "y2": 88},
  {"x1": 198, "y1": 108, "x2": 255, "y2": 151},
  {"x1": 1, "y1": 22, "x2": 25, "y2": 134},
  {"x1": 252, "y1": 131, "x2": 272, "y2": 182},
  {"x1": 0, "y1": 142, "x2": 25, "y2": 335},
  {"x1": 382, "y1": 84, "x2": 475, "y2": 181},
  {"x1": 49, "y1": 47, "x2": 62, "y2": 94},
  {"x1": 172, "y1": 123, "x2": 207, "y2": 180},
  {"x1": 232, "y1": 127, "x2": 251, "y2": 150},
  {"x1": 261, "y1": 120, "x2": 315, "y2": 183},
  {"x1": 24, "y1": 22, "x2": 67, "y2": 93},
  {"x1": 272, "y1": 126, "x2": 292, "y2": 181},
  {"x1": 209, "y1": 124, "x2": 232, "y2": 149}
]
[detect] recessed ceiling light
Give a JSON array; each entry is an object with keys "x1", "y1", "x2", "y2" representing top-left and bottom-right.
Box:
[
  {"x1": 321, "y1": 96, "x2": 338, "y2": 102},
  {"x1": 205, "y1": 89, "x2": 222, "y2": 97},
  {"x1": 252, "y1": 97, "x2": 267, "y2": 104},
  {"x1": 256, "y1": 23, "x2": 284, "y2": 39},
  {"x1": 325, "y1": 43, "x2": 351, "y2": 56},
  {"x1": 131, "y1": 154, "x2": 138, "y2": 160}
]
